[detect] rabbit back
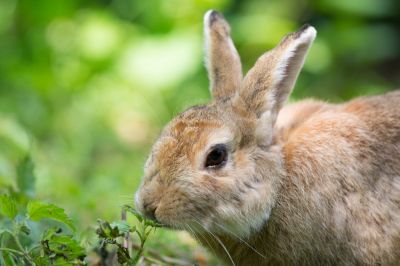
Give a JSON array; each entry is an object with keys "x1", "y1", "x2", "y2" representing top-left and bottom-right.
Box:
[{"x1": 276, "y1": 90, "x2": 400, "y2": 264}]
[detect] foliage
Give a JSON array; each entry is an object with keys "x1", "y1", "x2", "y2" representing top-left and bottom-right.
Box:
[
  {"x1": 95, "y1": 205, "x2": 163, "y2": 265},
  {"x1": 0, "y1": 156, "x2": 201, "y2": 265},
  {"x1": 0, "y1": 0, "x2": 399, "y2": 265},
  {"x1": 0, "y1": 195, "x2": 17, "y2": 220},
  {"x1": 27, "y1": 201, "x2": 76, "y2": 232},
  {"x1": 0, "y1": 157, "x2": 86, "y2": 265}
]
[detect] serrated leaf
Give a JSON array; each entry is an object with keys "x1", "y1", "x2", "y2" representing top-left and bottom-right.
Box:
[
  {"x1": 0, "y1": 194, "x2": 17, "y2": 219},
  {"x1": 110, "y1": 220, "x2": 131, "y2": 235},
  {"x1": 144, "y1": 218, "x2": 163, "y2": 228},
  {"x1": 123, "y1": 204, "x2": 163, "y2": 227},
  {"x1": 42, "y1": 227, "x2": 60, "y2": 240},
  {"x1": 40, "y1": 228, "x2": 86, "y2": 264},
  {"x1": 46, "y1": 235, "x2": 85, "y2": 256},
  {"x1": 96, "y1": 220, "x2": 112, "y2": 238},
  {"x1": 33, "y1": 256, "x2": 50, "y2": 266},
  {"x1": 16, "y1": 220, "x2": 31, "y2": 235},
  {"x1": 16, "y1": 156, "x2": 36, "y2": 198},
  {"x1": 116, "y1": 245, "x2": 131, "y2": 264},
  {"x1": 96, "y1": 220, "x2": 124, "y2": 239},
  {"x1": 27, "y1": 201, "x2": 76, "y2": 231},
  {"x1": 123, "y1": 205, "x2": 143, "y2": 222},
  {"x1": 20, "y1": 224, "x2": 31, "y2": 235}
]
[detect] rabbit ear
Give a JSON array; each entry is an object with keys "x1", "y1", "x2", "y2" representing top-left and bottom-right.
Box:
[
  {"x1": 236, "y1": 25, "x2": 316, "y2": 123},
  {"x1": 204, "y1": 10, "x2": 242, "y2": 100}
]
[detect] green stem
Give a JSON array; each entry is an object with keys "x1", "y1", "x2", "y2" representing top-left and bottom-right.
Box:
[
  {"x1": 0, "y1": 247, "x2": 25, "y2": 257},
  {"x1": 2, "y1": 230, "x2": 25, "y2": 253},
  {"x1": 2, "y1": 230, "x2": 35, "y2": 264},
  {"x1": 11, "y1": 232, "x2": 26, "y2": 254},
  {"x1": 28, "y1": 244, "x2": 41, "y2": 253}
]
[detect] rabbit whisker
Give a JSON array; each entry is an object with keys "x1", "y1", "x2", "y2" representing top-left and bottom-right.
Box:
[
  {"x1": 192, "y1": 220, "x2": 236, "y2": 266},
  {"x1": 186, "y1": 220, "x2": 215, "y2": 253},
  {"x1": 212, "y1": 221, "x2": 266, "y2": 259}
]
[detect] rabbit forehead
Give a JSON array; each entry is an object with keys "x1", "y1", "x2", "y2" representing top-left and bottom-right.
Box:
[
  {"x1": 147, "y1": 110, "x2": 235, "y2": 181},
  {"x1": 159, "y1": 122, "x2": 231, "y2": 157}
]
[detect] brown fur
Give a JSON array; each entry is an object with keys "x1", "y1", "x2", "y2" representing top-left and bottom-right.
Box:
[{"x1": 135, "y1": 10, "x2": 400, "y2": 265}]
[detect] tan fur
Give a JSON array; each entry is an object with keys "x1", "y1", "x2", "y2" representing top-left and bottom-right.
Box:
[
  {"x1": 204, "y1": 10, "x2": 242, "y2": 100},
  {"x1": 275, "y1": 99, "x2": 330, "y2": 143},
  {"x1": 135, "y1": 10, "x2": 400, "y2": 265}
]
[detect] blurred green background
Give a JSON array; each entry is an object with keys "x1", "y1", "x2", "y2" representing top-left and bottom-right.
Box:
[{"x1": 0, "y1": 0, "x2": 399, "y2": 258}]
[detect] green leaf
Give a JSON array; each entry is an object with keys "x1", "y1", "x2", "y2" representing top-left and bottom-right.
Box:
[
  {"x1": 123, "y1": 204, "x2": 163, "y2": 228},
  {"x1": 96, "y1": 219, "x2": 124, "y2": 239},
  {"x1": 41, "y1": 227, "x2": 60, "y2": 240},
  {"x1": 110, "y1": 220, "x2": 131, "y2": 235},
  {"x1": 144, "y1": 218, "x2": 163, "y2": 228},
  {"x1": 33, "y1": 256, "x2": 50, "y2": 266},
  {"x1": 15, "y1": 220, "x2": 31, "y2": 235},
  {"x1": 16, "y1": 156, "x2": 36, "y2": 198},
  {"x1": 40, "y1": 227, "x2": 86, "y2": 264},
  {"x1": 19, "y1": 223, "x2": 31, "y2": 235},
  {"x1": 27, "y1": 201, "x2": 76, "y2": 231},
  {"x1": 123, "y1": 205, "x2": 143, "y2": 222},
  {"x1": 116, "y1": 245, "x2": 131, "y2": 264},
  {"x1": 0, "y1": 194, "x2": 17, "y2": 219}
]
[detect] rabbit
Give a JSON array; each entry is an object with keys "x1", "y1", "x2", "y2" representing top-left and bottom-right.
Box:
[{"x1": 135, "y1": 10, "x2": 400, "y2": 265}]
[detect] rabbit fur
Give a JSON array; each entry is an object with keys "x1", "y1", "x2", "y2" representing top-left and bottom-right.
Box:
[{"x1": 135, "y1": 10, "x2": 400, "y2": 265}]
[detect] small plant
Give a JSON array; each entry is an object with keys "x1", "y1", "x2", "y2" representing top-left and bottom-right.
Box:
[
  {"x1": 0, "y1": 156, "x2": 86, "y2": 265},
  {"x1": 1, "y1": 156, "x2": 203, "y2": 265},
  {"x1": 95, "y1": 205, "x2": 162, "y2": 265}
]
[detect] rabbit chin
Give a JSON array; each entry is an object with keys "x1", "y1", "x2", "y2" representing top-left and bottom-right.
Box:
[{"x1": 195, "y1": 203, "x2": 272, "y2": 238}]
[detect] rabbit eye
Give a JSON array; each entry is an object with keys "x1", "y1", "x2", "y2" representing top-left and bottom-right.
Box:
[{"x1": 205, "y1": 144, "x2": 227, "y2": 168}]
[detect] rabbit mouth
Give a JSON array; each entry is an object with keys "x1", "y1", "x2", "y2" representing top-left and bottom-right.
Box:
[
  {"x1": 155, "y1": 219, "x2": 195, "y2": 231},
  {"x1": 159, "y1": 223, "x2": 175, "y2": 229},
  {"x1": 158, "y1": 222, "x2": 188, "y2": 231}
]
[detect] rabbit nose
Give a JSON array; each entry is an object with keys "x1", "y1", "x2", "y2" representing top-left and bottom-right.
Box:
[{"x1": 143, "y1": 202, "x2": 158, "y2": 222}]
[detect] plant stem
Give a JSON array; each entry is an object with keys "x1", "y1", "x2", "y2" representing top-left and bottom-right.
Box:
[
  {"x1": 121, "y1": 208, "x2": 131, "y2": 257},
  {"x1": 2, "y1": 230, "x2": 23, "y2": 252},
  {"x1": 0, "y1": 248, "x2": 25, "y2": 257},
  {"x1": 2, "y1": 230, "x2": 35, "y2": 264}
]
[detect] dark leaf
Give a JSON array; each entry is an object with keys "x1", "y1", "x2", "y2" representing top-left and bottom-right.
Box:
[{"x1": 40, "y1": 227, "x2": 86, "y2": 263}]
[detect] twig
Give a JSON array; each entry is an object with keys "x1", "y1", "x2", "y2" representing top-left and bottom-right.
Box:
[{"x1": 121, "y1": 208, "x2": 131, "y2": 257}]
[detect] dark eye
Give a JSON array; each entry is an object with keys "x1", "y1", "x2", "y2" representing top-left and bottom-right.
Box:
[{"x1": 205, "y1": 144, "x2": 228, "y2": 168}]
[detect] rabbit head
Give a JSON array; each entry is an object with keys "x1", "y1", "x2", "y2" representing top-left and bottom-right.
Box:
[{"x1": 135, "y1": 10, "x2": 316, "y2": 238}]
